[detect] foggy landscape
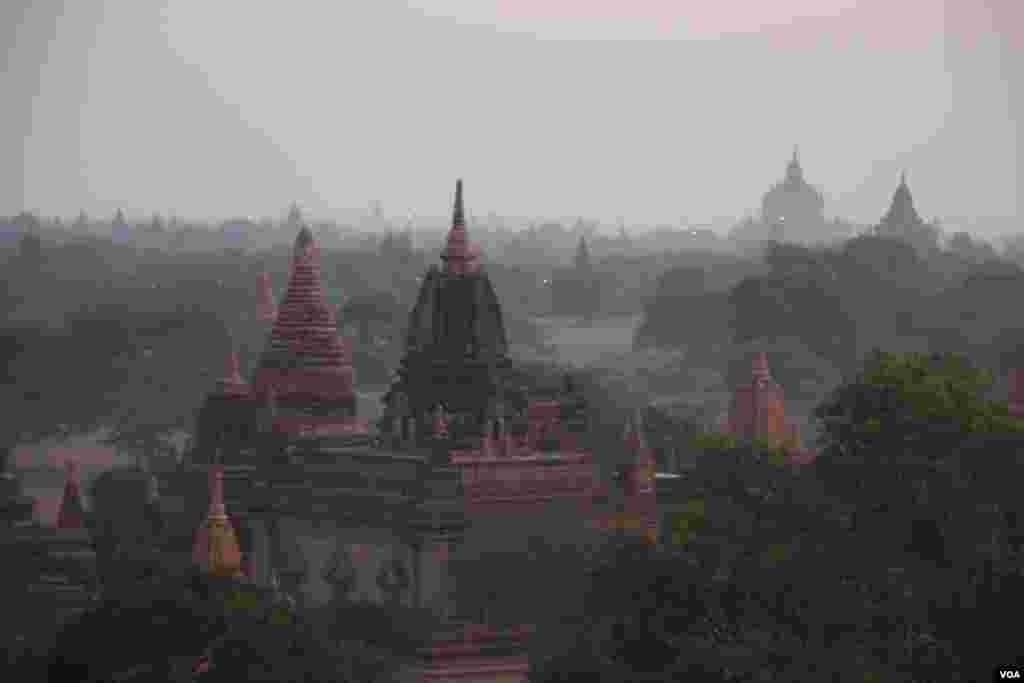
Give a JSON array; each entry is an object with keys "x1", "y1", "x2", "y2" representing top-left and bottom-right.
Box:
[{"x1": 2, "y1": 1, "x2": 1022, "y2": 681}]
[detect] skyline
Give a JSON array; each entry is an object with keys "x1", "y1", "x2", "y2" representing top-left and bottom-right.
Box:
[{"x1": 3, "y1": 1, "x2": 1020, "y2": 230}]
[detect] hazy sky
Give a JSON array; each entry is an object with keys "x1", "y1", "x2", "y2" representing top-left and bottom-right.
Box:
[{"x1": 2, "y1": 0, "x2": 1020, "y2": 228}]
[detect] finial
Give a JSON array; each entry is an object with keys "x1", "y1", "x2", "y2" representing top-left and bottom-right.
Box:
[
  {"x1": 453, "y1": 179, "x2": 465, "y2": 229},
  {"x1": 900, "y1": 170, "x2": 908, "y2": 187},
  {"x1": 792, "y1": 145, "x2": 799, "y2": 164},
  {"x1": 441, "y1": 179, "x2": 471, "y2": 272}
]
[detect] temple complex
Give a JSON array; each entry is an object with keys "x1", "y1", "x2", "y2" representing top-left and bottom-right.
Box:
[{"x1": 157, "y1": 181, "x2": 617, "y2": 629}]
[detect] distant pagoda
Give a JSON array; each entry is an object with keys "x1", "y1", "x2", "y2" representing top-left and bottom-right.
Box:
[{"x1": 874, "y1": 172, "x2": 939, "y2": 253}]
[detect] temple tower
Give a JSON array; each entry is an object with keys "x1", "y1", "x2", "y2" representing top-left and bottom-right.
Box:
[
  {"x1": 251, "y1": 226, "x2": 359, "y2": 433},
  {"x1": 875, "y1": 172, "x2": 939, "y2": 253},
  {"x1": 725, "y1": 351, "x2": 800, "y2": 451},
  {"x1": 382, "y1": 180, "x2": 513, "y2": 442},
  {"x1": 192, "y1": 464, "x2": 243, "y2": 577},
  {"x1": 760, "y1": 146, "x2": 825, "y2": 242},
  {"x1": 194, "y1": 349, "x2": 259, "y2": 464}
]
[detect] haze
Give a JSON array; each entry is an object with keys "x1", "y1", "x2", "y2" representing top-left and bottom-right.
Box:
[{"x1": 2, "y1": 0, "x2": 1020, "y2": 232}]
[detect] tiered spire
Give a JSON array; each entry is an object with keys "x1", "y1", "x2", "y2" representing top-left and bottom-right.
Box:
[
  {"x1": 192, "y1": 464, "x2": 242, "y2": 577},
  {"x1": 253, "y1": 227, "x2": 353, "y2": 398},
  {"x1": 57, "y1": 459, "x2": 85, "y2": 529},
  {"x1": 256, "y1": 271, "x2": 277, "y2": 322},
  {"x1": 441, "y1": 179, "x2": 472, "y2": 273},
  {"x1": 881, "y1": 171, "x2": 923, "y2": 228}
]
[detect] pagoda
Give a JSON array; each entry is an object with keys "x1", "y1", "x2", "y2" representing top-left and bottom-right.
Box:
[
  {"x1": 382, "y1": 179, "x2": 514, "y2": 441},
  {"x1": 874, "y1": 172, "x2": 939, "y2": 253},
  {"x1": 251, "y1": 224, "x2": 360, "y2": 434},
  {"x1": 720, "y1": 352, "x2": 807, "y2": 458},
  {"x1": 759, "y1": 146, "x2": 826, "y2": 243},
  {"x1": 192, "y1": 463, "x2": 243, "y2": 578},
  {"x1": 600, "y1": 414, "x2": 659, "y2": 543}
]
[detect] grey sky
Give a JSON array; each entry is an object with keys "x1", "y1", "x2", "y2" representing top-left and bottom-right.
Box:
[{"x1": 2, "y1": 1, "x2": 1019, "y2": 229}]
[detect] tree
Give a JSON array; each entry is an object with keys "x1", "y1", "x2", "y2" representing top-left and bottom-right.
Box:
[
  {"x1": 46, "y1": 570, "x2": 381, "y2": 683},
  {"x1": 340, "y1": 290, "x2": 403, "y2": 346},
  {"x1": 814, "y1": 350, "x2": 1024, "y2": 464}
]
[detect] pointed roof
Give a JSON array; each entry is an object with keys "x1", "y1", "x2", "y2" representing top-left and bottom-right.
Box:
[
  {"x1": 256, "y1": 270, "x2": 277, "y2": 322},
  {"x1": 441, "y1": 179, "x2": 472, "y2": 273},
  {"x1": 192, "y1": 464, "x2": 242, "y2": 577},
  {"x1": 57, "y1": 459, "x2": 86, "y2": 529},
  {"x1": 254, "y1": 228, "x2": 353, "y2": 392},
  {"x1": 880, "y1": 171, "x2": 923, "y2": 229}
]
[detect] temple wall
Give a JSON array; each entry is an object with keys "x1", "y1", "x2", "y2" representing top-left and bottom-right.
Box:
[{"x1": 273, "y1": 516, "x2": 417, "y2": 607}]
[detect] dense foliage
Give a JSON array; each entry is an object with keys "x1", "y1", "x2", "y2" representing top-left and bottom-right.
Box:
[{"x1": 534, "y1": 351, "x2": 1024, "y2": 682}]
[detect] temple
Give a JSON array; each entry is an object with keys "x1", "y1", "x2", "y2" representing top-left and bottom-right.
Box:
[
  {"x1": 760, "y1": 147, "x2": 826, "y2": 242},
  {"x1": 874, "y1": 172, "x2": 940, "y2": 254},
  {"x1": 383, "y1": 179, "x2": 513, "y2": 436},
  {"x1": 719, "y1": 352, "x2": 814, "y2": 463},
  {"x1": 147, "y1": 180, "x2": 659, "y2": 679},
  {"x1": 192, "y1": 464, "x2": 243, "y2": 577}
]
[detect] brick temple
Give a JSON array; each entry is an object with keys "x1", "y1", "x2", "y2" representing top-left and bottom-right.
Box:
[{"x1": 151, "y1": 179, "x2": 654, "y2": 678}]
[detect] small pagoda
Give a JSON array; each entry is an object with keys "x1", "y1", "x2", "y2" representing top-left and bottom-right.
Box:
[{"x1": 719, "y1": 351, "x2": 814, "y2": 463}]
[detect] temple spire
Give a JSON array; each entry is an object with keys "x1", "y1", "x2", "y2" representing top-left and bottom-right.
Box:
[
  {"x1": 192, "y1": 463, "x2": 242, "y2": 577},
  {"x1": 57, "y1": 459, "x2": 85, "y2": 529},
  {"x1": 441, "y1": 179, "x2": 471, "y2": 273}
]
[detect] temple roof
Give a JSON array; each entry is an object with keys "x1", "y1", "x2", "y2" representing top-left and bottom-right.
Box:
[
  {"x1": 403, "y1": 180, "x2": 509, "y2": 360},
  {"x1": 879, "y1": 172, "x2": 924, "y2": 230},
  {"x1": 253, "y1": 227, "x2": 353, "y2": 395},
  {"x1": 192, "y1": 464, "x2": 242, "y2": 577},
  {"x1": 761, "y1": 147, "x2": 825, "y2": 218}
]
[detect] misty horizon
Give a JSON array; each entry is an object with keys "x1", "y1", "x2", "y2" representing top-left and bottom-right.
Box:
[{"x1": 3, "y1": 1, "x2": 1020, "y2": 230}]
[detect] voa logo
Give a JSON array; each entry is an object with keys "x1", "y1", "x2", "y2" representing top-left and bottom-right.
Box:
[{"x1": 999, "y1": 670, "x2": 1021, "y2": 679}]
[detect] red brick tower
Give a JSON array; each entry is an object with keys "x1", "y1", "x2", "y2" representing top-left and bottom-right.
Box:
[{"x1": 251, "y1": 226, "x2": 360, "y2": 433}]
